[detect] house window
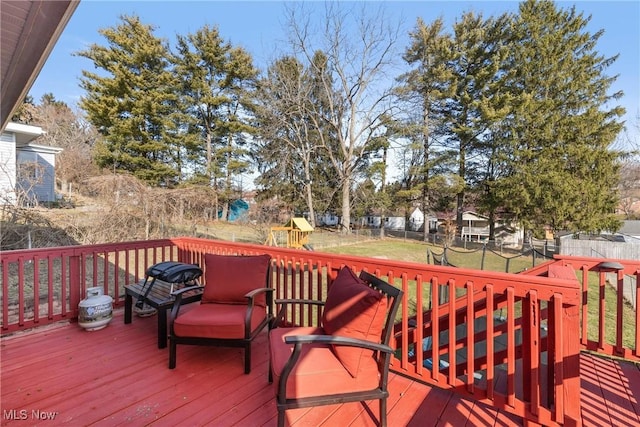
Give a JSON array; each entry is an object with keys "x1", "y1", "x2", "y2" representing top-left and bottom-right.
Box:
[{"x1": 17, "y1": 160, "x2": 43, "y2": 184}]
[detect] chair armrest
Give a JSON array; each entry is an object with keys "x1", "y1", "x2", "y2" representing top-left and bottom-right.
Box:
[
  {"x1": 169, "y1": 285, "x2": 204, "y2": 323},
  {"x1": 272, "y1": 299, "x2": 324, "y2": 328},
  {"x1": 171, "y1": 284, "x2": 204, "y2": 297},
  {"x1": 284, "y1": 334, "x2": 393, "y2": 354},
  {"x1": 274, "y1": 298, "x2": 324, "y2": 306},
  {"x1": 244, "y1": 287, "x2": 274, "y2": 299}
]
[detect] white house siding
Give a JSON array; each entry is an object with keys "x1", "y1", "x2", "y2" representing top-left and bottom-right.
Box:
[
  {"x1": 0, "y1": 131, "x2": 17, "y2": 204},
  {"x1": 16, "y1": 145, "x2": 60, "y2": 203},
  {"x1": 317, "y1": 213, "x2": 339, "y2": 227},
  {"x1": 409, "y1": 208, "x2": 424, "y2": 231},
  {"x1": 385, "y1": 216, "x2": 405, "y2": 231}
]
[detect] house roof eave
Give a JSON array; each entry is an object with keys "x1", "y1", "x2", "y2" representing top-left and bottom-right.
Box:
[{"x1": 1, "y1": 1, "x2": 80, "y2": 131}]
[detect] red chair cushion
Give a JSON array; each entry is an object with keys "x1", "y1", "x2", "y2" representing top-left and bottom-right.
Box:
[
  {"x1": 173, "y1": 303, "x2": 266, "y2": 339},
  {"x1": 201, "y1": 253, "x2": 271, "y2": 306},
  {"x1": 322, "y1": 267, "x2": 388, "y2": 377},
  {"x1": 269, "y1": 327, "x2": 379, "y2": 398}
]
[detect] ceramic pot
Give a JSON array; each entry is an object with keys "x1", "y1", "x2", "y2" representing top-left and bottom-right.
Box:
[{"x1": 78, "y1": 287, "x2": 113, "y2": 331}]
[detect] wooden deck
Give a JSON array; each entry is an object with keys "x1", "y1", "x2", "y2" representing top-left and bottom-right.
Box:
[{"x1": 1, "y1": 310, "x2": 638, "y2": 427}]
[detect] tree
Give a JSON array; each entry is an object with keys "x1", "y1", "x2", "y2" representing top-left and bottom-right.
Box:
[
  {"x1": 397, "y1": 17, "x2": 456, "y2": 239},
  {"x1": 173, "y1": 25, "x2": 259, "y2": 220},
  {"x1": 282, "y1": 2, "x2": 399, "y2": 233},
  {"x1": 30, "y1": 94, "x2": 98, "y2": 195},
  {"x1": 398, "y1": 12, "x2": 511, "y2": 238},
  {"x1": 254, "y1": 53, "x2": 341, "y2": 226},
  {"x1": 437, "y1": 12, "x2": 510, "y2": 231},
  {"x1": 617, "y1": 113, "x2": 640, "y2": 219},
  {"x1": 494, "y1": 0, "x2": 624, "y2": 236},
  {"x1": 77, "y1": 15, "x2": 180, "y2": 186}
]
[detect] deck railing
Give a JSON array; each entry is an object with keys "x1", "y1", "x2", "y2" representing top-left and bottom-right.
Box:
[
  {"x1": 526, "y1": 255, "x2": 640, "y2": 360},
  {"x1": 1, "y1": 237, "x2": 637, "y2": 425}
]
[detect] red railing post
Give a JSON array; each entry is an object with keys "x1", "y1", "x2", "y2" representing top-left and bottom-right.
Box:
[
  {"x1": 69, "y1": 255, "x2": 82, "y2": 320},
  {"x1": 548, "y1": 264, "x2": 582, "y2": 427},
  {"x1": 636, "y1": 270, "x2": 640, "y2": 358},
  {"x1": 562, "y1": 300, "x2": 581, "y2": 427}
]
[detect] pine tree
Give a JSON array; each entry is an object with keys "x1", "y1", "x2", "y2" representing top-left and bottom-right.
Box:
[
  {"x1": 399, "y1": 13, "x2": 511, "y2": 236},
  {"x1": 398, "y1": 17, "x2": 458, "y2": 238},
  {"x1": 495, "y1": 0, "x2": 624, "y2": 236},
  {"x1": 173, "y1": 25, "x2": 258, "y2": 220},
  {"x1": 77, "y1": 15, "x2": 179, "y2": 186}
]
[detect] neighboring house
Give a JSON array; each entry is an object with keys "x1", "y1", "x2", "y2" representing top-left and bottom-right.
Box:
[
  {"x1": 316, "y1": 212, "x2": 339, "y2": 227},
  {"x1": 460, "y1": 211, "x2": 491, "y2": 241},
  {"x1": 385, "y1": 216, "x2": 405, "y2": 231},
  {"x1": 408, "y1": 207, "x2": 439, "y2": 232},
  {"x1": 433, "y1": 210, "x2": 521, "y2": 246},
  {"x1": 364, "y1": 215, "x2": 382, "y2": 228},
  {"x1": 0, "y1": 122, "x2": 62, "y2": 205}
]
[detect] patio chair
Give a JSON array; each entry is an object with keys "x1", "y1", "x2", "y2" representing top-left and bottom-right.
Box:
[
  {"x1": 268, "y1": 266, "x2": 403, "y2": 427},
  {"x1": 168, "y1": 253, "x2": 273, "y2": 373}
]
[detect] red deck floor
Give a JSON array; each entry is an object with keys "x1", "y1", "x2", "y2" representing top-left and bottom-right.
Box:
[{"x1": 1, "y1": 310, "x2": 639, "y2": 426}]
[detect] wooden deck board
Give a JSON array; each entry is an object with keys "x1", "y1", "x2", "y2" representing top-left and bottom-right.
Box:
[{"x1": 2, "y1": 310, "x2": 639, "y2": 426}]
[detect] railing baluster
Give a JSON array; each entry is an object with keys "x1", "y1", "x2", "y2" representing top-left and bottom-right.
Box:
[
  {"x1": 581, "y1": 265, "x2": 589, "y2": 346},
  {"x1": 47, "y1": 256, "x2": 54, "y2": 319},
  {"x1": 553, "y1": 293, "x2": 564, "y2": 423},
  {"x1": 33, "y1": 256, "x2": 40, "y2": 323},
  {"x1": 448, "y1": 279, "x2": 456, "y2": 385},
  {"x1": 415, "y1": 274, "x2": 424, "y2": 376},
  {"x1": 466, "y1": 280, "x2": 474, "y2": 393},
  {"x1": 2, "y1": 258, "x2": 10, "y2": 330},
  {"x1": 431, "y1": 277, "x2": 440, "y2": 382},
  {"x1": 507, "y1": 286, "x2": 515, "y2": 408},
  {"x1": 529, "y1": 290, "x2": 540, "y2": 416},
  {"x1": 616, "y1": 269, "x2": 624, "y2": 355},
  {"x1": 486, "y1": 283, "x2": 494, "y2": 400},
  {"x1": 18, "y1": 257, "x2": 24, "y2": 326},
  {"x1": 598, "y1": 270, "x2": 606, "y2": 350}
]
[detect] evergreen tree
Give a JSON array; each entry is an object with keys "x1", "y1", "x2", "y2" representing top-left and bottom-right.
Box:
[
  {"x1": 77, "y1": 15, "x2": 179, "y2": 186},
  {"x1": 437, "y1": 12, "x2": 511, "y2": 230},
  {"x1": 398, "y1": 17, "x2": 456, "y2": 238},
  {"x1": 173, "y1": 25, "x2": 258, "y2": 220},
  {"x1": 495, "y1": 0, "x2": 624, "y2": 236},
  {"x1": 399, "y1": 13, "x2": 510, "y2": 236}
]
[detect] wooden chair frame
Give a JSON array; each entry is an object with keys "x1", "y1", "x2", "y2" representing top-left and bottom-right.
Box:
[
  {"x1": 168, "y1": 260, "x2": 273, "y2": 374},
  {"x1": 269, "y1": 270, "x2": 403, "y2": 427}
]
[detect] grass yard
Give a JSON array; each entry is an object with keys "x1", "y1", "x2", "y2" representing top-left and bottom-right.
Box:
[{"x1": 320, "y1": 237, "x2": 543, "y2": 273}]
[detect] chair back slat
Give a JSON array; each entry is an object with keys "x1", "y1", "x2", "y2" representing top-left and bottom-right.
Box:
[{"x1": 358, "y1": 271, "x2": 403, "y2": 348}]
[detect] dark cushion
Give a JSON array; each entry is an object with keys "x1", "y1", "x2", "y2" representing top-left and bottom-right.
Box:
[
  {"x1": 201, "y1": 254, "x2": 271, "y2": 306},
  {"x1": 322, "y1": 266, "x2": 388, "y2": 377}
]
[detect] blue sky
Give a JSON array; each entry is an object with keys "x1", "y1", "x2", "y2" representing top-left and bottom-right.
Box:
[{"x1": 30, "y1": 1, "x2": 639, "y2": 149}]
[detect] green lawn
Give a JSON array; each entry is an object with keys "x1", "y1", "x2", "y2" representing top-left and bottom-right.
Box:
[{"x1": 320, "y1": 238, "x2": 543, "y2": 273}]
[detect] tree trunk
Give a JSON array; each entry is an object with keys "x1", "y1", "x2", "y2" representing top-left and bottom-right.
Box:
[
  {"x1": 305, "y1": 182, "x2": 315, "y2": 228},
  {"x1": 422, "y1": 99, "x2": 430, "y2": 242},
  {"x1": 341, "y1": 180, "x2": 351, "y2": 234}
]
